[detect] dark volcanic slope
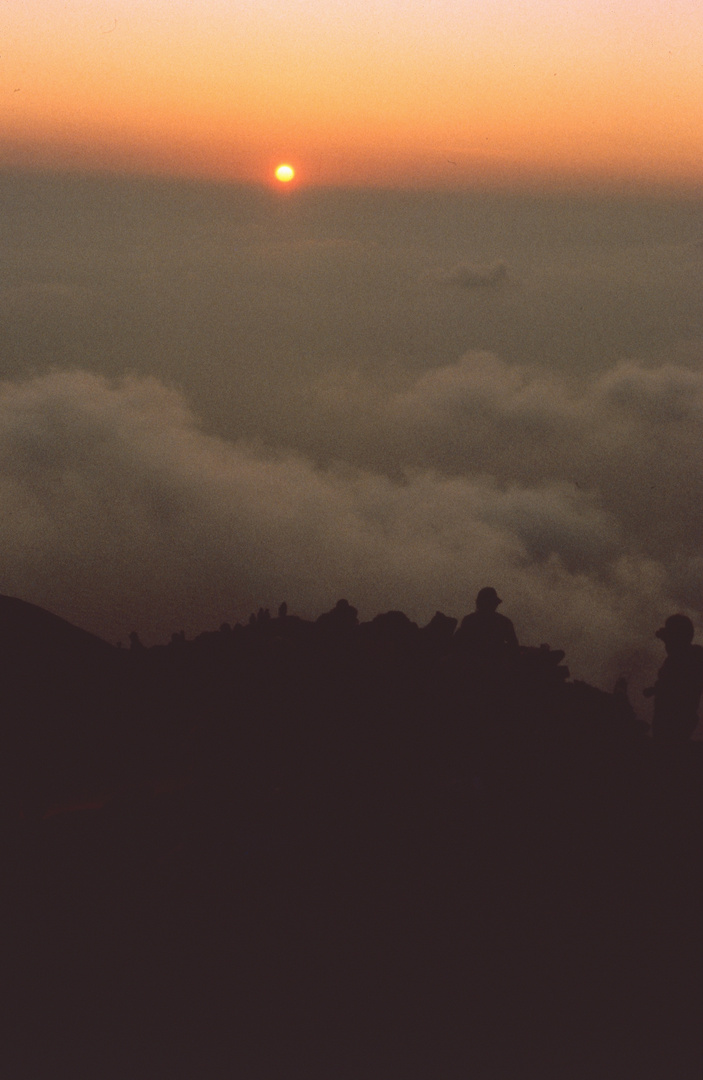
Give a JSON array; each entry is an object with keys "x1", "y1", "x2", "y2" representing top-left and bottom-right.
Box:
[
  {"x1": 2, "y1": 599, "x2": 702, "y2": 1079},
  {"x1": 0, "y1": 594, "x2": 122, "y2": 809},
  {"x1": 0, "y1": 593, "x2": 115, "y2": 659}
]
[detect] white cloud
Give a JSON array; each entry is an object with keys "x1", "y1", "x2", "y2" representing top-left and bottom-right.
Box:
[{"x1": 0, "y1": 368, "x2": 688, "y2": 703}]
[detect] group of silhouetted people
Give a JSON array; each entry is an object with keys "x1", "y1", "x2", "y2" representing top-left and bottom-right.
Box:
[{"x1": 458, "y1": 586, "x2": 703, "y2": 749}]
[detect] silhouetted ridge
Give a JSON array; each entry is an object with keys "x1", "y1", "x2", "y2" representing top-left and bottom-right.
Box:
[
  {"x1": 0, "y1": 593, "x2": 115, "y2": 657},
  {"x1": 0, "y1": 595, "x2": 122, "y2": 813},
  {"x1": 4, "y1": 596, "x2": 701, "y2": 1079}
]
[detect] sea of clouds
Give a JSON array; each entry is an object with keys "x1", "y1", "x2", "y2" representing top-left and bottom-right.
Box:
[{"x1": 1, "y1": 171, "x2": 702, "y2": 708}]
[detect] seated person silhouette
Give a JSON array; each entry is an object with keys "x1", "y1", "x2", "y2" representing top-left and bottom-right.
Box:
[
  {"x1": 643, "y1": 614, "x2": 703, "y2": 747},
  {"x1": 455, "y1": 587, "x2": 519, "y2": 673}
]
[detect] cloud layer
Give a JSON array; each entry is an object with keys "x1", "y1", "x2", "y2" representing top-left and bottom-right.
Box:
[
  {"x1": 0, "y1": 363, "x2": 698, "y2": 707},
  {"x1": 2, "y1": 173, "x2": 703, "y2": 720}
]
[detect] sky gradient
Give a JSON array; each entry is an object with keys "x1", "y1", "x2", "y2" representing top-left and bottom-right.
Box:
[
  {"x1": 2, "y1": 5, "x2": 703, "y2": 726},
  {"x1": 2, "y1": 0, "x2": 702, "y2": 188}
]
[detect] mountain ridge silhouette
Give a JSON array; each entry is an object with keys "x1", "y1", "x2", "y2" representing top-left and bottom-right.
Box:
[
  {"x1": 0, "y1": 592, "x2": 116, "y2": 655},
  {"x1": 3, "y1": 594, "x2": 701, "y2": 1079}
]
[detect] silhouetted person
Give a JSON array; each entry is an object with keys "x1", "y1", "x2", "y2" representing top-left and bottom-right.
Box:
[
  {"x1": 643, "y1": 614, "x2": 703, "y2": 747},
  {"x1": 455, "y1": 587, "x2": 519, "y2": 662},
  {"x1": 450, "y1": 588, "x2": 520, "y2": 729},
  {"x1": 421, "y1": 611, "x2": 458, "y2": 657}
]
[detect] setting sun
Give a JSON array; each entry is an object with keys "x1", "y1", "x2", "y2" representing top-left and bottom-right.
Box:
[{"x1": 275, "y1": 164, "x2": 295, "y2": 183}]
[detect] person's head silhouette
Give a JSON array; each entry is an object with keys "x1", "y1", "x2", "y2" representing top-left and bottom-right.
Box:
[
  {"x1": 475, "y1": 587, "x2": 502, "y2": 613},
  {"x1": 655, "y1": 614, "x2": 694, "y2": 653}
]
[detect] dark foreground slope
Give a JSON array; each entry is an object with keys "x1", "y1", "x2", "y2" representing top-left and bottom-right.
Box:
[
  {"x1": 3, "y1": 602, "x2": 702, "y2": 1079},
  {"x1": 0, "y1": 593, "x2": 123, "y2": 812}
]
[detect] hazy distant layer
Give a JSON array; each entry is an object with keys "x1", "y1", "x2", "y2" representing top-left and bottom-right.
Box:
[{"x1": 2, "y1": 170, "x2": 703, "y2": 701}]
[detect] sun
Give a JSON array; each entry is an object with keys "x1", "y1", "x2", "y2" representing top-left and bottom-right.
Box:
[{"x1": 275, "y1": 164, "x2": 295, "y2": 183}]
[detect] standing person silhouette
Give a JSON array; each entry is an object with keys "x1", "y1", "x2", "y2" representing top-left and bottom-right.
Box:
[
  {"x1": 452, "y1": 587, "x2": 520, "y2": 729},
  {"x1": 456, "y1": 587, "x2": 519, "y2": 663},
  {"x1": 643, "y1": 614, "x2": 703, "y2": 748}
]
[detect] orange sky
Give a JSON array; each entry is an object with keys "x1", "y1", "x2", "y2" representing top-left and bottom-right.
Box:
[{"x1": 2, "y1": 1, "x2": 702, "y2": 189}]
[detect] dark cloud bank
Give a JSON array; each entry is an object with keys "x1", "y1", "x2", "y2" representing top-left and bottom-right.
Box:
[{"x1": 1, "y1": 170, "x2": 703, "y2": 708}]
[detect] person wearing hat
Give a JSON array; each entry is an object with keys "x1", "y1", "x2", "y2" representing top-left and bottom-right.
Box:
[
  {"x1": 455, "y1": 586, "x2": 519, "y2": 662},
  {"x1": 643, "y1": 614, "x2": 703, "y2": 747}
]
